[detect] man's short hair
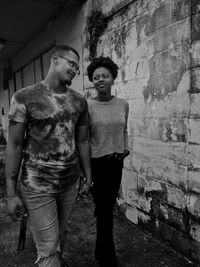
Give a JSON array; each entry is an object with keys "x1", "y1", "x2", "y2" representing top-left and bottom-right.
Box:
[{"x1": 53, "y1": 45, "x2": 80, "y2": 60}]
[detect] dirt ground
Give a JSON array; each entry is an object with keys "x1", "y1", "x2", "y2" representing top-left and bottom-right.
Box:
[{"x1": 0, "y1": 194, "x2": 195, "y2": 267}]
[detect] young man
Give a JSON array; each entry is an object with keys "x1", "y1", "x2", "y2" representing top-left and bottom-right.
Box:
[{"x1": 6, "y1": 45, "x2": 92, "y2": 267}]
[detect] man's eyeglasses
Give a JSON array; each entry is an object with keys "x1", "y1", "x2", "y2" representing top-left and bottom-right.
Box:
[{"x1": 58, "y1": 55, "x2": 80, "y2": 74}]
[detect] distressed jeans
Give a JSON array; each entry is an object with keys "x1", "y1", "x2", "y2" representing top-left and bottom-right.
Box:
[{"x1": 21, "y1": 180, "x2": 79, "y2": 267}]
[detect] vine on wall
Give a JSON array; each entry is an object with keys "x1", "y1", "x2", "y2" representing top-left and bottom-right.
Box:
[{"x1": 86, "y1": 9, "x2": 109, "y2": 60}]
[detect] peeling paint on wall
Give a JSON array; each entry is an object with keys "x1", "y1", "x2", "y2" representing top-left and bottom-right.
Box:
[
  {"x1": 82, "y1": 0, "x2": 200, "y2": 263},
  {"x1": 0, "y1": 120, "x2": 6, "y2": 146}
]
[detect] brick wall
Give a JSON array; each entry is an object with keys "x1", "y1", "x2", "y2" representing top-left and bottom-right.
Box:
[
  {"x1": 82, "y1": 0, "x2": 200, "y2": 264},
  {"x1": 1, "y1": 0, "x2": 199, "y2": 263},
  {"x1": 0, "y1": 115, "x2": 7, "y2": 198}
]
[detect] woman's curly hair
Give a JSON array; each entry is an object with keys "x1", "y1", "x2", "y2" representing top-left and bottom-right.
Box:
[{"x1": 87, "y1": 56, "x2": 119, "y2": 82}]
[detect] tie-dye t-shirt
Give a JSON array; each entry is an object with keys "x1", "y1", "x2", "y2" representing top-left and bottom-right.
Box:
[{"x1": 8, "y1": 82, "x2": 88, "y2": 193}]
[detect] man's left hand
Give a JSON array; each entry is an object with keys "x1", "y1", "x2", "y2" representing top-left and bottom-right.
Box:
[{"x1": 79, "y1": 178, "x2": 93, "y2": 198}]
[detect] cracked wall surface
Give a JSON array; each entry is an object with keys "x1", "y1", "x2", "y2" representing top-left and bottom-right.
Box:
[
  {"x1": 0, "y1": 0, "x2": 199, "y2": 264},
  {"x1": 82, "y1": 0, "x2": 200, "y2": 264}
]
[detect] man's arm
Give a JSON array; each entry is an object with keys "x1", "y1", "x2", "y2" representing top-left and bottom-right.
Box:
[
  {"x1": 76, "y1": 125, "x2": 92, "y2": 194},
  {"x1": 6, "y1": 120, "x2": 26, "y2": 220}
]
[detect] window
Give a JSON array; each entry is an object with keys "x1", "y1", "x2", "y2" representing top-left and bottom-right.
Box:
[{"x1": 14, "y1": 45, "x2": 55, "y2": 91}]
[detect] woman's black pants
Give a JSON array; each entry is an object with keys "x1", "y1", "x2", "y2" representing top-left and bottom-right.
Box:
[{"x1": 91, "y1": 155, "x2": 123, "y2": 265}]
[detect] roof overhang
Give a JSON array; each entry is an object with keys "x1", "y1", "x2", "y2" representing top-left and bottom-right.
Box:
[{"x1": 0, "y1": 0, "x2": 87, "y2": 63}]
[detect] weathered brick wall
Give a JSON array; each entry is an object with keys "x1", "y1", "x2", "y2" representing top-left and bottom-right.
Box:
[
  {"x1": 82, "y1": 0, "x2": 200, "y2": 264},
  {"x1": 0, "y1": 115, "x2": 7, "y2": 198}
]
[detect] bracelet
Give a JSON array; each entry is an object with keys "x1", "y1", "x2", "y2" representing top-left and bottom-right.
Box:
[{"x1": 85, "y1": 182, "x2": 94, "y2": 188}]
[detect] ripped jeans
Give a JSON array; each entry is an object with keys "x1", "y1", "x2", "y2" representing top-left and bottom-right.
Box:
[{"x1": 21, "y1": 180, "x2": 79, "y2": 267}]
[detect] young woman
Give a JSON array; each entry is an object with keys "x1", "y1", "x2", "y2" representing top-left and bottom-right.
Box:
[{"x1": 87, "y1": 57, "x2": 130, "y2": 267}]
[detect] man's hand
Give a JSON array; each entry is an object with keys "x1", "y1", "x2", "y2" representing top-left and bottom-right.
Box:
[
  {"x1": 7, "y1": 195, "x2": 25, "y2": 221},
  {"x1": 79, "y1": 177, "x2": 93, "y2": 198}
]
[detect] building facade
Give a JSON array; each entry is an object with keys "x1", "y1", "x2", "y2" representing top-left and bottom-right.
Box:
[{"x1": 1, "y1": 0, "x2": 200, "y2": 264}]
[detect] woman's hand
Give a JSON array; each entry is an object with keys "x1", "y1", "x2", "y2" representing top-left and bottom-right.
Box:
[
  {"x1": 79, "y1": 177, "x2": 94, "y2": 198},
  {"x1": 117, "y1": 150, "x2": 130, "y2": 161}
]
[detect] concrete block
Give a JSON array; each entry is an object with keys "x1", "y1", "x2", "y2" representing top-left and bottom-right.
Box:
[
  {"x1": 131, "y1": 117, "x2": 188, "y2": 142},
  {"x1": 191, "y1": 68, "x2": 200, "y2": 93},
  {"x1": 106, "y1": 5, "x2": 137, "y2": 32},
  {"x1": 145, "y1": 190, "x2": 168, "y2": 218},
  {"x1": 125, "y1": 188, "x2": 139, "y2": 206},
  {"x1": 190, "y1": 94, "x2": 200, "y2": 118},
  {"x1": 84, "y1": 0, "x2": 102, "y2": 15},
  {"x1": 187, "y1": 143, "x2": 200, "y2": 169},
  {"x1": 188, "y1": 119, "x2": 200, "y2": 145},
  {"x1": 146, "y1": 0, "x2": 170, "y2": 15},
  {"x1": 187, "y1": 194, "x2": 200, "y2": 219},
  {"x1": 134, "y1": 92, "x2": 190, "y2": 119},
  {"x1": 190, "y1": 237, "x2": 200, "y2": 264},
  {"x1": 148, "y1": 50, "x2": 170, "y2": 75},
  {"x1": 137, "y1": 213, "x2": 191, "y2": 259},
  {"x1": 143, "y1": 71, "x2": 189, "y2": 103},
  {"x1": 111, "y1": 83, "x2": 126, "y2": 99},
  {"x1": 153, "y1": 18, "x2": 190, "y2": 53},
  {"x1": 123, "y1": 153, "x2": 133, "y2": 170},
  {"x1": 0, "y1": 116, "x2": 8, "y2": 140},
  {"x1": 192, "y1": 0, "x2": 200, "y2": 15},
  {"x1": 137, "y1": 179, "x2": 170, "y2": 214},
  {"x1": 143, "y1": 72, "x2": 172, "y2": 102},
  {"x1": 159, "y1": 203, "x2": 187, "y2": 232},
  {"x1": 171, "y1": 70, "x2": 190, "y2": 94},
  {"x1": 190, "y1": 220, "x2": 200, "y2": 243},
  {"x1": 125, "y1": 205, "x2": 138, "y2": 225},
  {"x1": 171, "y1": 0, "x2": 191, "y2": 22},
  {"x1": 128, "y1": 98, "x2": 145, "y2": 119},
  {"x1": 138, "y1": 210, "x2": 151, "y2": 224},
  {"x1": 137, "y1": 176, "x2": 163, "y2": 193},
  {"x1": 121, "y1": 169, "x2": 138, "y2": 204},
  {"x1": 155, "y1": 220, "x2": 191, "y2": 259},
  {"x1": 137, "y1": 194, "x2": 152, "y2": 213},
  {"x1": 136, "y1": 15, "x2": 148, "y2": 41},
  {"x1": 188, "y1": 171, "x2": 200, "y2": 194},
  {"x1": 115, "y1": 79, "x2": 148, "y2": 100},
  {"x1": 0, "y1": 146, "x2": 6, "y2": 189},
  {"x1": 145, "y1": 3, "x2": 171, "y2": 34},
  {"x1": 130, "y1": 117, "x2": 162, "y2": 139},
  {"x1": 95, "y1": 24, "x2": 140, "y2": 71},
  {"x1": 163, "y1": 93, "x2": 190, "y2": 118},
  {"x1": 192, "y1": 14, "x2": 200, "y2": 42},
  {"x1": 124, "y1": 58, "x2": 151, "y2": 81},
  {"x1": 169, "y1": 44, "x2": 190, "y2": 72},
  {"x1": 122, "y1": 168, "x2": 138, "y2": 190},
  {"x1": 101, "y1": 0, "x2": 134, "y2": 16},
  {"x1": 191, "y1": 41, "x2": 200, "y2": 68},
  {"x1": 131, "y1": 137, "x2": 187, "y2": 188},
  {"x1": 136, "y1": 3, "x2": 171, "y2": 36},
  {"x1": 166, "y1": 185, "x2": 187, "y2": 209}
]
